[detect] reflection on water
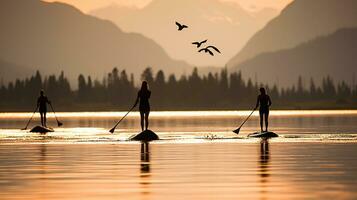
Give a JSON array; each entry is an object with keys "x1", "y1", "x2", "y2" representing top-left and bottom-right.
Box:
[
  {"x1": 141, "y1": 142, "x2": 151, "y2": 174},
  {"x1": 259, "y1": 139, "x2": 270, "y2": 199},
  {"x1": 0, "y1": 110, "x2": 356, "y2": 143},
  {"x1": 260, "y1": 139, "x2": 270, "y2": 180},
  {"x1": 0, "y1": 111, "x2": 357, "y2": 199},
  {"x1": 140, "y1": 142, "x2": 151, "y2": 197},
  {"x1": 0, "y1": 143, "x2": 357, "y2": 200}
]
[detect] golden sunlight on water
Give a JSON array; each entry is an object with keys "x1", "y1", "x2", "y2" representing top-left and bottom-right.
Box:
[
  {"x1": 0, "y1": 142, "x2": 356, "y2": 200},
  {"x1": 0, "y1": 110, "x2": 357, "y2": 199},
  {"x1": 0, "y1": 110, "x2": 356, "y2": 143}
]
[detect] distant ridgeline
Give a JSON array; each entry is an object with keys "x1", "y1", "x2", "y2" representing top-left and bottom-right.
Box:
[{"x1": 0, "y1": 68, "x2": 356, "y2": 111}]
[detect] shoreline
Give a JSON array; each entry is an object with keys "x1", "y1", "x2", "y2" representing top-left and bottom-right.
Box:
[
  {"x1": 0, "y1": 109, "x2": 356, "y2": 115},
  {"x1": 0, "y1": 106, "x2": 357, "y2": 112},
  {"x1": 1, "y1": 137, "x2": 357, "y2": 145}
]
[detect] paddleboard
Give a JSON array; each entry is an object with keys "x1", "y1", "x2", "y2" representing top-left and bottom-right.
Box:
[
  {"x1": 130, "y1": 130, "x2": 159, "y2": 141},
  {"x1": 248, "y1": 131, "x2": 278, "y2": 138},
  {"x1": 30, "y1": 126, "x2": 54, "y2": 133}
]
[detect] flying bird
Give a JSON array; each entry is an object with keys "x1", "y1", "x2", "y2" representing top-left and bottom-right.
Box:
[
  {"x1": 192, "y1": 40, "x2": 208, "y2": 48},
  {"x1": 198, "y1": 45, "x2": 221, "y2": 56},
  {"x1": 206, "y1": 45, "x2": 221, "y2": 54},
  {"x1": 175, "y1": 22, "x2": 188, "y2": 31},
  {"x1": 198, "y1": 48, "x2": 214, "y2": 56}
]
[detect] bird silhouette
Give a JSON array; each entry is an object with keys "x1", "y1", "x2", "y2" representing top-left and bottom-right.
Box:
[
  {"x1": 206, "y1": 45, "x2": 221, "y2": 54},
  {"x1": 198, "y1": 45, "x2": 221, "y2": 56},
  {"x1": 192, "y1": 40, "x2": 208, "y2": 48},
  {"x1": 198, "y1": 48, "x2": 214, "y2": 56},
  {"x1": 175, "y1": 22, "x2": 188, "y2": 31}
]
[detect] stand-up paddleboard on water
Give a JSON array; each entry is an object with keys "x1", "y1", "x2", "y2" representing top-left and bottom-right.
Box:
[
  {"x1": 130, "y1": 130, "x2": 159, "y2": 141},
  {"x1": 30, "y1": 126, "x2": 54, "y2": 133},
  {"x1": 248, "y1": 131, "x2": 278, "y2": 138}
]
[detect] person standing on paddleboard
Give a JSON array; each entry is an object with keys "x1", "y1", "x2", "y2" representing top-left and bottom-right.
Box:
[
  {"x1": 37, "y1": 90, "x2": 51, "y2": 127},
  {"x1": 255, "y1": 88, "x2": 272, "y2": 132},
  {"x1": 134, "y1": 81, "x2": 151, "y2": 131}
]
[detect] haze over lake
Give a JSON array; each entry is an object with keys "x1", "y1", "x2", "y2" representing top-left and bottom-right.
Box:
[
  {"x1": 1, "y1": 0, "x2": 357, "y2": 199},
  {"x1": 1, "y1": 110, "x2": 356, "y2": 199}
]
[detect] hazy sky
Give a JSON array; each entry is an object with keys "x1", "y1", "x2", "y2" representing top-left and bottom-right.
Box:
[{"x1": 45, "y1": 0, "x2": 293, "y2": 12}]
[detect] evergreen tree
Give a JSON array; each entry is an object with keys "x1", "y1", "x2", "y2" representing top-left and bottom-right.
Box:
[
  {"x1": 0, "y1": 68, "x2": 355, "y2": 110},
  {"x1": 141, "y1": 67, "x2": 154, "y2": 84},
  {"x1": 309, "y1": 78, "x2": 316, "y2": 99},
  {"x1": 78, "y1": 74, "x2": 87, "y2": 101}
]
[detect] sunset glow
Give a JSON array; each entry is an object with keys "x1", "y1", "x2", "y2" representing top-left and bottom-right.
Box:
[
  {"x1": 45, "y1": 0, "x2": 293, "y2": 12},
  {"x1": 0, "y1": 0, "x2": 356, "y2": 199}
]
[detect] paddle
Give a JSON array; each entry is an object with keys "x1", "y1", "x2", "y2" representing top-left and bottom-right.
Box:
[
  {"x1": 49, "y1": 103, "x2": 63, "y2": 127},
  {"x1": 109, "y1": 105, "x2": 135, "y2": 134},
  {"x1": 233, "y1": 108, "x2": 256, "y2": 134},
  {"x1": 22, "y1": 105, "x2": 39, "y2": 130}
]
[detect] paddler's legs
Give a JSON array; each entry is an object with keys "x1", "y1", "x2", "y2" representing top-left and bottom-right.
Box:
[
  {"x1": 40, "y1": 112, "x2": 44, "y2": 127},
  {"x1": 144, "y1": 111, "x2": 150, "y2": 130},
  {"x1": 264, "y1": 111, "x2": 269, "y2": 132},
  {"x1": 43, "y1": 112, "x2": 47, "y2": 127},
  {"x1": 140, "y1": 111, "x2": 145, "y2": 131},
  {"x1": 259, "y1": 110, "x2": 263, "y2": 132}
]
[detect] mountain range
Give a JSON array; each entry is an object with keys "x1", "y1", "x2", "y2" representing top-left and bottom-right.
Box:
[
  {"x1": 0, "y1": 59, "x2": 32, "y2": 84},
  {"x1": 228, "y1": 0, "x2": 357, "y2": 86},
  {"x1": 91, "y1": 0, "x2": 278, "y2": 67},
  {"x1": 236, "y1": 28, "x2": 357, "y2": 86},
  {"x1": 1, "y1": 0, "x2": 357, "y2": 88},
  {"x1": 0, "y1": 0, "x2": 191, "y2": 84}
]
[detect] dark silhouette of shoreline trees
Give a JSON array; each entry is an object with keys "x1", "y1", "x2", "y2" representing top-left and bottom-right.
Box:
[{"x1": 0, "y1": 68, "x2": 356, "y2": 110}]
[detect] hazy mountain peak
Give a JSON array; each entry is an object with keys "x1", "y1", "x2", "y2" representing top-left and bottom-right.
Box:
[
  {"x1": 227, "y1": 0, "x2": 357, "y2": 68},
  {"x1": 91, "y1": 0, "x2": 278, "y2": 67},
  {"x1": 234, "y1": 27, "x2": 357, "y2": 86},
  {"x1": 0, "y1": 0, "x2": 191, "y2": 84}
]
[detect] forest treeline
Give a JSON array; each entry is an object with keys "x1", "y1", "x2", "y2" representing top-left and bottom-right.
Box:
[{"x1": 1, "y1": 67, "x2": 356, "y2": 111}]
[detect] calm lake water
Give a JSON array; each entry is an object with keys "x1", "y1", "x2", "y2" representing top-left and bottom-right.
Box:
[{"x1": 0, "y1": 110, "x2": 357, "y2": 199}]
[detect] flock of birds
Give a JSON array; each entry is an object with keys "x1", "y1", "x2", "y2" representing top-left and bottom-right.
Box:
[{"x1": 175, "y1": 22, "x2": 221, "y2": 56}]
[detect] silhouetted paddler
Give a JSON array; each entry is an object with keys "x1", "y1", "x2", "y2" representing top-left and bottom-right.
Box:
[
  {"x1": 37, "y1": 90, "x2": 51, "y2": 127},
  {"x1": 134, "y1": 81, "x2": 151, "y2": 131},
  {"x1": 255, "y1": 88, "x2": 272, "y2": 132}
]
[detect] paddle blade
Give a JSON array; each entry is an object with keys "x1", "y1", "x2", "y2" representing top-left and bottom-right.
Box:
[
  {"x1": 233, "y1": 128, "x2": 240, "y2": 134},
  {"x1": 109, "y1": 127, "x2": 115, "y2": 134},
  {"x1": 57, "y1": 121, "x2": 63, "y2": 127}
]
